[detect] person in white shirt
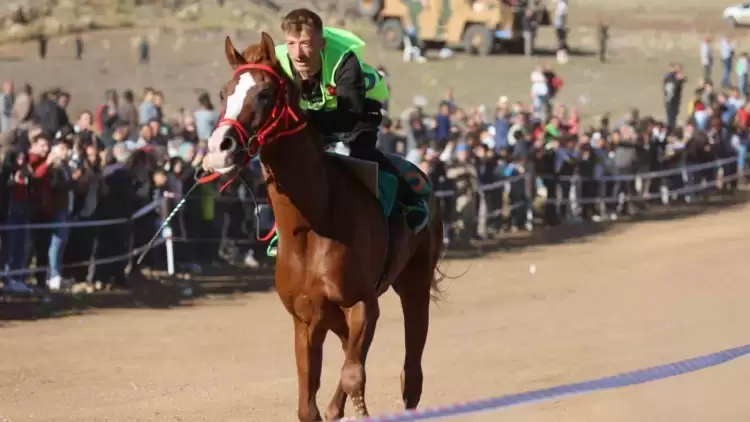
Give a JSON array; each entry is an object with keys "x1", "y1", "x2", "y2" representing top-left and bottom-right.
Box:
[{"x1": 530, "y1": 65, "x2": 549, "y2": 120}]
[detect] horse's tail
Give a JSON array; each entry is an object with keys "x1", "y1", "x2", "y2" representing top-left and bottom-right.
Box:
[
  {"x1": 430, "y1": 241, "x2": 447, "y2": 302},
  {"x1": 428, "y1": 198, "x2": 468, "y2": 302}
]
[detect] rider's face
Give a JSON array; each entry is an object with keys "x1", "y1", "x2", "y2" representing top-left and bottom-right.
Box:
[{"x1": 284, "y1": 27, "x2": 324, "y2": 78}]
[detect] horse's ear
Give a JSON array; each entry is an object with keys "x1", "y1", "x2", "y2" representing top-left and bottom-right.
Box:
[
  {"x1": 224, "y1": 36, "x2": 246, "y2": 69},
  {"x1": 260, "y1": 32, "x2": 278, "y2": 64}
]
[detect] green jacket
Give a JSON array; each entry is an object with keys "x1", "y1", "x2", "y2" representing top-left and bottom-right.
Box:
[{"x1": 274, "y1": 27, "x2": 390, "y2": 111}]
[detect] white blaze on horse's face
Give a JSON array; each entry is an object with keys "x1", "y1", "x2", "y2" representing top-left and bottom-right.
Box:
[
  {"x1": 204, "y1": 71, "x2": 257, "y2": 174},
  {"x1": 225, "y1": 72, "x2": 257, "y2": 120}
]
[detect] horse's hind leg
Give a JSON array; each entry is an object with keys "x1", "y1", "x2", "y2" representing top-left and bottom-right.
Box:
[
  {"x1": 293, "y1": 315, "x2": 327, "y2": 422},
  {"x1": 340, "y1": 298, "x2": 380, "y2": 417},
  {"x1": 324, "y1": 307, "x2": 349, "y2": 421},
  {"x1": 393, "y1": 263, "x2": 433, "y2": 409}
]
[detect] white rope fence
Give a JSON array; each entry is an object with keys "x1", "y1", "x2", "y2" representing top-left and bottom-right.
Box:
[{"x1": 0, "y1": 201, "x2": 160, "y2": 278}]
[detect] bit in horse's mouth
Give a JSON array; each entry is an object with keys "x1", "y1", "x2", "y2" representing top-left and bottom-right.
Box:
[{"x1": 212, "y1": 164, "x2": 237, "y2": 175}]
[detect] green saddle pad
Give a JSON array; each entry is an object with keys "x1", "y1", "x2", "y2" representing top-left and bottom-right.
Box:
[{"x1": 378, "y1": 171, "x2": 398, "y2": 217}]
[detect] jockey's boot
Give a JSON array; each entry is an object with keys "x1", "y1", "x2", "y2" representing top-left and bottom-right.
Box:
[{"x1": 368, "y1": 150, "x2": 429, "y2": 233}]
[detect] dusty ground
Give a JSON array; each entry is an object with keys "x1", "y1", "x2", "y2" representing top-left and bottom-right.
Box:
[
  {"x1": 2, "y1": 2, "x2": 750, "y2": 421},
  {"x1": 0, "y1": 0, "x2": 748, "y2": 121},
  {"x1": 1, "y1": 195, "x2": 749, "y2": 421}
]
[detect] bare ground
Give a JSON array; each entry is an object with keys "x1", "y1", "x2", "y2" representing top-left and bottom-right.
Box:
[
  {"x1": 2, "y1": 3, "x2": 750, "y2": 421},
  {"x1": 1, "y1": 1, "x2": 749, "y2": 121},
  {"x1": 1, "y1": 193, "x2": 749, "y2": 421}
]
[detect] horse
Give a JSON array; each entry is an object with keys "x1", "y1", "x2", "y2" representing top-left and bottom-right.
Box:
[{"x1": 201, "y1": 32, "x2": 446, "y2": 421}]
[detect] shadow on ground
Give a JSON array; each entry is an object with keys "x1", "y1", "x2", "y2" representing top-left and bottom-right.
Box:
[
  {"x1": 2, "y1": 189, "x2": 748, "y2": 322},
  {"x1": 0, "y1": 264, "x2": 276, "y2": 322}
]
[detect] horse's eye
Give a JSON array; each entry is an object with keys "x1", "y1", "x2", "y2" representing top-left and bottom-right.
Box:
[{"x1": 256, "y1": 89, "x2": 274, "y2": 101}]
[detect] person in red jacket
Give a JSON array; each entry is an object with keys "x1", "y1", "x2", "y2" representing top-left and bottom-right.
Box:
[
  {"x1": 27, "y1": 131, "x2": 63, "y2": 289},
  {"x1": 1, "y1": 149, "x2": 35, "y2": 293}
]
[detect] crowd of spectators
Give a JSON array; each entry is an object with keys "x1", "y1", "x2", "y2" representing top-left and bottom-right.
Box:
[{"x1": 0, "y1": 59, "x2": 747, "y2": 295}]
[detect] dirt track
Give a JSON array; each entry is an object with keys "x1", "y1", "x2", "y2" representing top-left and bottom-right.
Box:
[
  {"x1": 2, "y1": 198, "x2": 749, "y2": 422},
  {"x1": 2, "y1": 2, "x2": 750, "y2": 418}
]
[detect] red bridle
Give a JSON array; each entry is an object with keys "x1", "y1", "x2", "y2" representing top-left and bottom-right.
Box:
[
  {"x1": 198, "y1": 62, "x2": 307, "y2": 242},
  {"x1": 198, "y1": 62, "x2": 307, "y2": 186}
]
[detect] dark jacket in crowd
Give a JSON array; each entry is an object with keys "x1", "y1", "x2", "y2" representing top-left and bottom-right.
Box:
[{"x1": 34, "y1": 99, "x2": 69, "y2": 138}]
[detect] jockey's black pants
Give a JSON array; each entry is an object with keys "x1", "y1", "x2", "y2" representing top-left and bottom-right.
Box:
[{"x1": 347, "y1": 129, "x2": 417, "y2": 204}]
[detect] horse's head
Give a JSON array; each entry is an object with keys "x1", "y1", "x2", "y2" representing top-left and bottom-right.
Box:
[{"x1": 202, "y1": 32, "x2": 305, "y2": 175}]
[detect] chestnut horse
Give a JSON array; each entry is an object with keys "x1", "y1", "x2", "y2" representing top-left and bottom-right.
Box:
[{"x1": 201, "y1": 33, "x2": 444, "y2": 421}]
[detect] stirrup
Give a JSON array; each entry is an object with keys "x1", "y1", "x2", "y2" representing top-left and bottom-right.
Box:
[
  {"x1": 399, "y1": 199, "x2": 429, "y2": 233},
  {"x1": 266, "y1": 232, "x2": 279, "y2": 257}
]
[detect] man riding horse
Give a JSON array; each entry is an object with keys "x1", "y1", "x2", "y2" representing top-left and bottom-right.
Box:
[
  {"x1": 275, "y1": 8, "x2": 428, "y2": 232},
  {"x1": 199, "y1": 24, "x2": 445, "y2": 420}
]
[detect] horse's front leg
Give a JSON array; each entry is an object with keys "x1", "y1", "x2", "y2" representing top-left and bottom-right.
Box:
[
  {"x1": 293, "y1": 315, "x2": 327, "y2": 422},
  {"x1": 324, "y1": 307, "x2": 350, "y2": 421},
  {"x1": 340, "y1": 298, "x2": 380, "y2": 417}
]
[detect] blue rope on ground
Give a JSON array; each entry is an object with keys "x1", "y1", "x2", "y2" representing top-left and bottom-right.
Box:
[{"x1": 362, "y1": 344, "x2": 750, "y2": 422}]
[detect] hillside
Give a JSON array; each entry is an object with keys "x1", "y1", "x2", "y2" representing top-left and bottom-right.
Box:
[{"x1": 0, "y1": 0, "x2": 358, "y2": 44}]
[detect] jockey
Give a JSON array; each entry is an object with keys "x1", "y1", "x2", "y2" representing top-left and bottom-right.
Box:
[{"x1": 274, "y1": 8, "x2": 428, "y2": 233}]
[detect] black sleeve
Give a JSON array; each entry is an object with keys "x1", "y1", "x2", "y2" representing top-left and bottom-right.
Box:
[{"x1": 307, "y1": 51, "x2": 368, "y2": 135}]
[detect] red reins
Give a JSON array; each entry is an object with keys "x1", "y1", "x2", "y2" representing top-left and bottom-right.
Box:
[{"x1": 197, "y1": 62, "x2": 308, "y2": 242}]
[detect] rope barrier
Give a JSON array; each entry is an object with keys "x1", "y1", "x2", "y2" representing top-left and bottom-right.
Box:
[{"x1": 361, "y1": 344, "x2": 750, "y2": 421}]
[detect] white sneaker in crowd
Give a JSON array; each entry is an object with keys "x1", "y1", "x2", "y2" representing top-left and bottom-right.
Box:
[
  {"x1": 244, "y1": 250, "x2": 260, "y2": 268},
  {"x1": 47, "y1": 275, "x2": 70, "y2": 292}
]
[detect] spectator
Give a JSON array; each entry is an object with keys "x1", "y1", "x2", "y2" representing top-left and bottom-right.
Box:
[
  {"x1": 138, "y1": 88, "x2": 158, "y2": 125},
  {"x1": 522, "y1": 7, "x2": 537, "y2": 56},
  {"x1": 27, "y1": 131, "x2": 54, "y2": 288},
  {"x1": 434, "y1": 103, "x2": 452, "y2": 146},
  {"x1": 64, "y1": 136, "x2": 101, "y2": 283},
  {"x1": 96, "y1": 89, "x2": 120, "y2": 144},
  {"x1": 74, "y1": 35, "x2": 84, "y2": 60},
  {"x1": 736, "y1": 53, "x2": 748, "y2": 96},
  {"x1": 598, "y1": 22, "x2": 609, "y2": 63},
  {"x1": 148, "y1": 118, "x2": 168, "y2": 147},
  {"x1": 493, "y1": 105, "x2": 510, "y2": 152},
  {"x1": 12, "y1": 83, "x2": 33, "y2": 128},
  {"x1": 46, "y1": 140, "x2": 75, "y2": 290},
  {"x1": 57, "y1": 91, "x2": 71, "y2": 115},
  {"x1": 193, "y1": 92, "x2": 218, "y2": 144},
  {"x1": 530, "y1": 65, "x2": 549, "y2": 120},
  {"x1": 90, "y1": 144, "x2": 131, "y2": 288},
  {"x1": 139, "y1": 37, "x2": 150, "y2": 64},
  {"x1": 153, "y1": 91, "x2": 165, "y2": 122},
  {"x1": 38, "y1": 33, "x2": 48, "y2": 60},
  {"x1": 720, "y1": 36, "x2": 735, "y2": 88},
  {"x1": 376, "y1": 117, "x2": 402, "y2": 155},
  {"x1": 663, "y1": 62, "x2": 685, "y2": 132},
  {"x1": 446, "y1": 143, "x2": 480, "y2": 244},
  {"x1": 700, "y1": 36, "x2": 713, "y2": 83},
  {"x1": 180, "y1": 115, "x2": 200, "y2": 145},
  {"x1": 34, "y1": 89, "x2": 70, "y2": 139},
  {"x1": 440, "y1": 87, "x2": 456, "y2": 113},
  {"x1": 406, "y1": 142, "x2": 428, "y2": 165},
  {"x1": 118, "y1": 89, "x2": 139, "y2": 135},
  {"x1": 1, "y1": 81, "x2": 14, "y2": 132},
  {"x1": 74, "y1": 111, "x2": 98, "y2": 146},
  {"x1": 1, "y1": 148, "x2": 34, "y2": 293}
]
